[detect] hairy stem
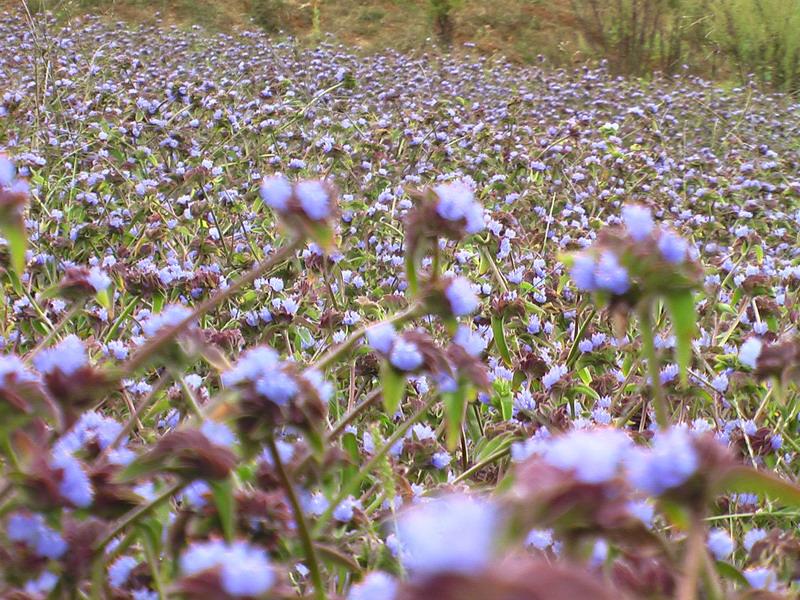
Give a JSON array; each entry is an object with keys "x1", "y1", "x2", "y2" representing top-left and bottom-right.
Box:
[
  {"x1": 267, "y1": 437, "x2": 327, "y2": 600},
  {"x1": 639, "y1": 304, "x2": 668, "y2": 429}
]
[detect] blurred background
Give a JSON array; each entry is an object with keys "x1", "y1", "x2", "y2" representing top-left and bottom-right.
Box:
[{"x1": 13, "y1": 0, "x2": 800, "y2": 92}]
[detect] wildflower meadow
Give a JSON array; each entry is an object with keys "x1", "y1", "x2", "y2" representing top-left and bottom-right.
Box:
[{"x1": 3, "y1": 9, "x2": 800, "y2": 600}]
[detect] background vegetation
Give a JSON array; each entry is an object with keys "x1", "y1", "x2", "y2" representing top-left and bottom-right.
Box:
[{"x1": 12, "y1": 0, "x2": 800, "y2": 91}]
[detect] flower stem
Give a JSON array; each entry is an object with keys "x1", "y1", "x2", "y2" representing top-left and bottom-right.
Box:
[
  {"x1": 677, "y1": 515, "x2": 706, "y2": 600},
  {"x1": 639, "y1": 304, "x2": 668, "y2": 429},
  {"x1": 266, "y1": 437, "x2": 327, "y2": 600}
]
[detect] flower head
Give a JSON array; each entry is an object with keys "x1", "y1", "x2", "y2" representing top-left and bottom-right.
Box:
[
  {"x1": 622, "y1": 205, "x2": 654, "y2": 241},
  {"x1": 433, "y1": 182, "x2": 484, "y2": 234},
  {"x1": 445, "y1": 277, "x2": 479, "y2": 316},
  {"x1": 389, "y1": 339, "x2": 424, "y2": 372},
  {"x1": 395, "y1": 494, "x2": 498, "y2": 576},
  {"x1": 180, "y1": 540, "x2": 275, "y2": 597}
]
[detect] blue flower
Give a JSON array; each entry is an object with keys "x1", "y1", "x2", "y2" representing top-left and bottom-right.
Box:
[
  {"x1": 453, "y1": 325, "x2": 487, "y2": 357},
  {"x1": 744, "y1": 567, "x2": 777, "y2": 591},
  {"x1": 7, "y1": 513, "x2": 67, "y2": 559},
  {"x1": 578, "y1": 339, "x2": 594, "y2": 353},
  {"x1": 260, "y1": 175, "x2": 292, "y2": 213},
  {"x1": 389, "y1": 339, "x2": 424, "y2": 372},
  {"x1": 23, "y1": 572, "x2": 58, "y2": 595},
  {"x1": 142, "y1": 304, "x2": 193, "y2": 337},
  {"x1": 707, "y1": 528, "x2": 734, "y2": 560},
  {"x1": 333, "y1": 496, "x2": 361, "y2": 522},
  {"x1": 51, "y1": 451, "x2": 93, "y2": 508},
  {"x1": 347, "y1": 572, "x2": 398, "y2": 600},
  {"x1": 433, "y1": 182, "x2": 484, "y2": 233},
  {"x1": 594, "y1": 252, "x2": 629, "y2": 294},
  {"x1": 738, "y1": 338, "x2": 762, "y2": 369},
  {"x1": 295, "y1": 180, "x2": 331, "y2": 221},
  {"x1": 711, "y1": 374, "x2": 729, "y2": 393},
  {"x1": 303, "y1": 369, "x2": 334, "y2": 403},
  {"x1": 525, "y1": 528, "x2": 554, "y2": 550},
  {"x1": 255, "y1": 369, "x2": 299, "y2": 405},
  {"x1": 33, "y1": 334, "x2": 88, "y2": 376},
  {"x1": 658, "y1": 230, "x2": 688, "y2": 264},
  {"x1": 201, "y1": 420, "x2": 236, "y2": 448},
  {"x1": 395, "y1": 494, "x2": 498, "y2": 576},
  {"x1": 366, "y1": 322, "x2": 397, "y2": 354},
  {"x1": 431, "y1": 451, "x2": 451, "y2": 469},
  {"x1": 743, "y1": 528, "x2": 767, "y2": 552},
  {"x1": 0, "y1": 354, "x2": 39, "y2": 388},
  {"x1": 627, "y1": 427, "x2": 698, "y2": 495},
  {"x1": 445, "y1": 277, "x2": 479, "y2": 316},
  {"x1": 0, "y1": 156, "x2": 15, "y2": 188},
  {"x1": 541, "y1": 364, "x2": 568, "y2": 390},
  {"x1": 87, "y1": 268, "x2": 111, "y2": 292},
  {"x1": 570, "y1": 254, "x2": 597, "y2": 291},
  {"x1": 109, "y1": 556, "x2": 138, "y2": 588},
  {"x1": 181, "y1": 540, "x2": 275, "y2": 597},
  {"x1": 543, "y1": 428, "x2": 632, "y2": 483},
  {"x1": 622, "y1": 204, "x2": 654, "y2": 241}
]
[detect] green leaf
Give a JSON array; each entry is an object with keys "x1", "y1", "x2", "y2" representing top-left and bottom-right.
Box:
[
  {"x1": 341, "y1": 431, "x2": 360, "y2": 487},
  {"x1": 491, "y1": 315, "x2": 512, "y2": 366},
  {"x1": 665, "y1": 291, "x2": 696, "y2": 386},
  {"x1": 152, "y1": 291, "x2": 165, "y2": 314},
  {"x1": 714, "y1": 561, "x2": 748, "y2": 586},
  {"x1": 571, "y1": 384, "x2": 600, "y2": 401},
  {"x1": 443, "y1": 384, "x2": 470, "y2": 451},
  {"x1": 1, "y1": 221, "x2": 26, "y2": 276},
  {"x1": 135, "y1": 518, "x2": 163, "y2": 559},
  {"x1": 404, "y1": 247, "x2": 419, "y2": 296},
  {"x1": 715, "y1": 465, "x2": 800, "y2": 507},
  {"x1": 209, "y1": 478, "x2": 236, "y2": 542},
  {"x1": 380, "y1": 362, "x2": 405, "y2": 414}
]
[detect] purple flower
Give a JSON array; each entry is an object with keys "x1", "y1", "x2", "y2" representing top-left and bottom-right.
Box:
[
  {"x1": 658, "y1": 230, "x2": 688, "y2": 264},
  {"x1": 7, "y1": 513, "x2": 67, "y2": 559},
  {"x1": 295, "y1": 180, "x2": 331, "y2": 220},
  {"x1": 542, "y1": 364, "x2": 567, "y2": 390},
  {"x1": 627, "y1": 427, "x2": 698, "y2": 495},
  {"x1": 433, "y1": 182, "x2": 484, "y2": 233},
  {"x1": 51, "y1": 451, "x2": 93, "y2": 508},
  {"x1": 738, "y1": 338, "x2": 762, "y2": 369},
  {"x1": 33, "y1": 335, "x2": 88, "y2": 376},
  {"x1": 347, "y1": 572, "x2": 398, "y2": 600},
  {"x1": 743, "y1": 528, "x2": 767, "y2": 552},
  {"x1": 255, "y1": 370, "x2": 299, "y2": 405},
  {"x1": 543, "y1": 428, "x2": 632, "y2": 483},
  {"x1": 395, "y1": 494, "x2": 498, "y2": 576},
  {"x1": 453, "y1": 325, "x2": 487, "y2": 357},
  {"x1": 366, "y1": 322, "x2": 397, "y2": 355},
  {"x1": 260, "y1": 175, "x2": 292, "y2": 212},
  {"x1": 142, "y1": 304, "x2": 192, "y2": 337},
  {"x1": 570, "y1": 254, "x2": 597, "y2": 291},
  {"x1": 389, "y1": 339, "x2": 423, "y2": 372},
  {"x1": 445, "y1": 277, "x2": 479, "y2": 316},
  {"x1": 622, "y1": 204, "x2": 654, "y2": 241},
  {"x1": 744, "y1": 568, "x2": 777, "y2": 591},
  {"x1": 707, "y1": 528, "x2": 734, "y2": 560},
  {"x1": 201, "y1": 420, "x2": 236, "y2": 448},
  {"x1": 594, "y1": 252, "x2": 629, "y2": 294},
  {"x1": 180, "y1": 540, "x2": 274, "y2": 597},
  {"x1": 109, "y1": 556, "x2": 138, "y2": 588}
]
